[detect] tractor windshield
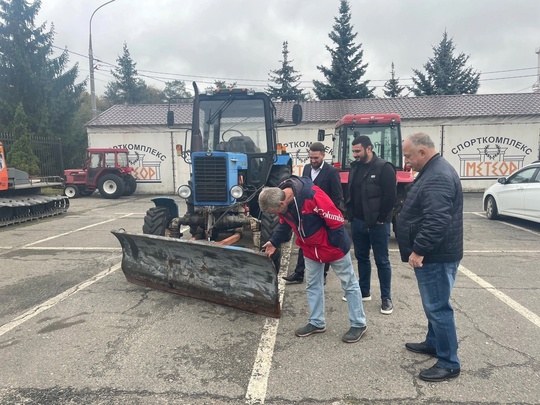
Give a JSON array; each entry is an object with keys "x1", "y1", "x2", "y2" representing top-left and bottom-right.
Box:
[
  {"x1": 198, "y1": 98, "x2": 267, "y2": 153},
  {"x1": 116, "y1": 152, "x2": 129, "y2": 168},
  {"x1": 336, "y1": 124, "x2": 402, "y2": 170}
]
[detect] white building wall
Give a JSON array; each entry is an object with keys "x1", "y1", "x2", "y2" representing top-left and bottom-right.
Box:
[
  {"x1": 276, "y1": 124, "x2": 335, "y2": 175},
  {"x1": 87, "y1": 126, "x2": 190, "y2": 194},
  {"x1": 401, "y1": 117, "x2": 540, "y2": 191},
  {"x1": 88, "y1": 116, "x2": 540, "y2": 194}
]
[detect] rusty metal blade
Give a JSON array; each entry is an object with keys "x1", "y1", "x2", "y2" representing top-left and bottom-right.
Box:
[{"x1": 111, "y1": 230, "x2": 281, "y2": 318}]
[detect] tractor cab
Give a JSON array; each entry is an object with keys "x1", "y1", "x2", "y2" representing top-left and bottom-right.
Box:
[
  {"x1": 63, "y1": 148, "x2": 136, "y2": 199},
  {"x1": 319, "y1": 113, "x2": 414, "y2": 235},
  {"x1": 332, "y1": 114, "x2": 404, "y2": 171}
]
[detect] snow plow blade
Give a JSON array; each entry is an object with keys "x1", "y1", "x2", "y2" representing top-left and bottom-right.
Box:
[{"x1": 111, "y1": 230, "x2": 281, "y2": 318}]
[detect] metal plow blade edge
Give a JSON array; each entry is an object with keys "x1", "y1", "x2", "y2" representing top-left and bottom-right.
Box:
[{"x1": 111, "y1": 230, "x2": 281, "y2": 318}]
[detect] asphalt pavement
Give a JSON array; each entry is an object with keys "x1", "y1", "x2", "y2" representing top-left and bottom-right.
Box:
[{"x1": 0, "y1": 192, "x2": 539, "y2": 404}]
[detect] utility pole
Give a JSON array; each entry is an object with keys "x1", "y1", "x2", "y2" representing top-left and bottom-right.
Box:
[
  {"x1": 89, "y1": 0, "x2": 117, "y2": 118},
  {"x1": 533, "y1": 47, "x2": 540, "y2": 93}
]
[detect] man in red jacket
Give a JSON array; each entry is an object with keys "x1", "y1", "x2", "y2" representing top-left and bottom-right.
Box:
[
  {"x1": 282, "y1": 142, "x2": 344, "y2": 285},
  {"x1": 259, "y1": 176, "x2": 367, "y2": 343}
]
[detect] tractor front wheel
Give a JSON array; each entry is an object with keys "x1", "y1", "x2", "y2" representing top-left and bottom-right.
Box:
[
  {"x1": 143, "y1": 206, "x2": 171, "y2": 236},
  {"x1": 64, "y1": 185, "x2": 80, "y2": 199},
  {"x1": 98, "y1": 174, "x2": 125, "y2": 199}
]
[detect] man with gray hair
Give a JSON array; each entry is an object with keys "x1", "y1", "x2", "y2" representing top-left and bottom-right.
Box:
[
  {"x1": 398, "y1": 132, "x2": 463, "y2": 382},
  {"x1": 259, "y1": 176, "x2": 367, "y2": 343},
  {"x1": 283, "y1": 141, "x2": 343, "y2": 285}
]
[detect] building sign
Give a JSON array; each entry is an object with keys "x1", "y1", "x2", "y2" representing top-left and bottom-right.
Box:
[
  {"x1": 451, "y1": 136, "x2": 533, "y2": 179},
  {"x1": 113, "y1": 143, "x2": 166, "y2": 183}
]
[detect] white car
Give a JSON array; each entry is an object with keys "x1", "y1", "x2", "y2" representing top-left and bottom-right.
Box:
[{"x1": 483, "y1": 161, "x2": 540, "y2": 224}]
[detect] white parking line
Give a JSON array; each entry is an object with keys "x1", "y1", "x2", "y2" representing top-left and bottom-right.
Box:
[
  {"x1": 459, "y1": 264, "x2": 540, "y2": 328},
  {"x1": 0, "y1": 263, "x2": 121, "y2": 338},
  {"x1": 22, "y1": 214, "x2": 134, "y2": 247},
  {"x1": 472, "y1": 212, "x2": 540, "y2": 236},
  {"x1": 20, "y1": 247, "x2": 122, "y2": 251},
  {"x1": 463, "y1": 250, "x2": 540, "y2": 253},
  {"x1": 245, "y1": 240, "x2": 291, "y2": 405}
]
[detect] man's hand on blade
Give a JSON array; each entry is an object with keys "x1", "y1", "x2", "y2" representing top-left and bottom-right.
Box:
[{"x1": 262, "y1": 241, "x2": 276, "y2": 257}]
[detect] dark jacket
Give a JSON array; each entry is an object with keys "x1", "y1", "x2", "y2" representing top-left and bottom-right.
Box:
[
  {"x1": 345, "y1": 155, "x2": 396, "y2": 225},
  {"x1": 269, "y1": 176, "x2": 351, "y2": 263},
  {"x1": 397, "y1": 154, "x2": 463, "y2": 264},
  {"x1": 302, "y1": 161, "x2": 344, "y2": 209}
]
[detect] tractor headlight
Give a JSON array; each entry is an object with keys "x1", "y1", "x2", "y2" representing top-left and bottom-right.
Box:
[
  {"x1": 230, "y1": 185, "x2": 244, "y2": 199},
  {"x1": 177, "y1": 185, "x2": 192, "y2": 199}
]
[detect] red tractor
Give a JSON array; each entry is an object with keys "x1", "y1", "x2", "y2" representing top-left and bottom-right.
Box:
[
  {"x1": 319, "y1": 113, "x2": 414, "y2": 234},
  {"x1": 63, "y1": 148, "x2": 137, "y2": 199}
]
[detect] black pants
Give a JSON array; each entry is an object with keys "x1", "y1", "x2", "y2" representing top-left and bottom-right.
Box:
[{"x1": 294, "y1": 248, "x2": 330, "y2": 279}]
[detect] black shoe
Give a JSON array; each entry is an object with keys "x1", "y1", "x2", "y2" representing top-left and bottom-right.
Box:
[
  {"x1": 405, "y1": 342, "x2": 437, "y2": 356},
  {"x1": 342, "y1": 325, "x2": 367, "y2": 343},
  {"x1": 295, "y1": 323, "x2": 326, "y2": 337},
  {"x1": 362, "y1": 293, "x2": 372, "y2": 302},
  {"x1": 381, "y1": 298, "x2": 393, "y2": 315},
  {"x1": 282, "y1": 273, "x2": 303, "y2": 284},
  {"x1": 419, "y1": 364, "x2": 460, "y2": 382}
]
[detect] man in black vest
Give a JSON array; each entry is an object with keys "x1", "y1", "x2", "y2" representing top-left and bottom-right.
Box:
[
  {"x1": 282, "y1": 142, "x2": 344, "y2": 284},
  {"x1": 345, "y1": 135, "x2": 396, "y2": 314}
]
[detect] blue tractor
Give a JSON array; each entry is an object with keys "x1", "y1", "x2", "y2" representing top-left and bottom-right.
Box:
[{"x1": 112, "y1": 83, "x2": 302, "y2": 318}]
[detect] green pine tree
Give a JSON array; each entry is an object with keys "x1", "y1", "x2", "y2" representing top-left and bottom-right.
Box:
[
  {"x1": 7, "y1": 104, "x2": 40, "y2": 175},
  {"x1": 164, "y1": 80, "x2": 193, "y2": 102},
  {"x1": 383, "y1": 62, "x2": 406, "y2": 98},
  {"x1": 0, "y1": 0, "x2": 84, "y2": 139},
  {"x1": 66, "y1": 92, "x2": 91, "y2": 169},
  {"x1": 266, "y1": 41, "x2": 306, "y2": 101},
  {"x1": 410, "y1": 31, "x2": 480, "y2": 96},
  {"x1": 313, "y1": 0, "x2": 374, "y2": 100},
  {"x1": 104, "y1": 43, "x2": 149, "y2": 104}
]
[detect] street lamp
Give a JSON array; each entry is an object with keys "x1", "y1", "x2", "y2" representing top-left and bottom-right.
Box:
[{"x1": 89, "y1": 0, "x2": 117, "y2": 118}]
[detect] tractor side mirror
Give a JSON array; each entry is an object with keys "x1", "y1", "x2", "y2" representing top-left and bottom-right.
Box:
[
  {"x1": 317, "y1": 129, "x2": 325, "y2": 141},
  {"x1": 167, "y1": 111, "x2": 175, "y2": 127},
  {"x1": 292, "y1": 104, "x2": 302, "y2": 125}
]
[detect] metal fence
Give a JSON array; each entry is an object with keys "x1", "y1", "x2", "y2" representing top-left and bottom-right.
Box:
[{"x1": 0, "y1": 133, "x2": 64, "y2": 177}]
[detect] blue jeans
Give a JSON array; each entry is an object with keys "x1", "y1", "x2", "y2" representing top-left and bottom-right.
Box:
[
  {"x1": 294, "y1": 248, "x2": 330, "y2": 279},
  {"x1": 351, "y1": 218, "x2": 392, "y2": 299},
  {"x1": 304, "y1": 252, "x2": 366, "y2": 328},
  {"x1": 414, "y1": 261, "x2": 460, "y2": 369}
]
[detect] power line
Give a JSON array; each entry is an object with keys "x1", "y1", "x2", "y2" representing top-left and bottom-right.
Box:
[{"x1": 54, "y1": 45, "x2": 538, "y2": 90}]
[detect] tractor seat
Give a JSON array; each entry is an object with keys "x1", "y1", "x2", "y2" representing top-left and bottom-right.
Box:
[{"x1": 228, "y1": 136, "x2": 259, "y2": 153}]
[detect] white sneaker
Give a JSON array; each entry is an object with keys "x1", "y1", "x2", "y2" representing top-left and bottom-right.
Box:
[{"x1": 343, "y1": 294, "x2": 371, "y2": 302}]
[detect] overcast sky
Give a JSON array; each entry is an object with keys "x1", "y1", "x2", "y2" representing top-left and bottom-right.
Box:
[{"x1": 35, "y1": 0, "x2": 540, "y2": 98}]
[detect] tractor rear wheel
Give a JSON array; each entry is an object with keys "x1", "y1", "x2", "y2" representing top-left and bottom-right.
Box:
[
  {"x1": 268, "y1": 165, "x2": 291, "y2": 187},
  {"x1": 123, "y1": 174, "x2": 137, "y2": 196},
  {"x1": 143, "y1": 206, "x2": 171, "y2": 236},
  {"x1": 64, "y1": 185, "x2": 80, "y2": 198},
  {"x1": 259, "y1": 164, "x2": 293, "y2": 272},
  {"x1": 260, "y1": 212, "x2": 282, "y2": 272},
  {"x1": 98, "y1": 174, "x2": 125, "y2": 199}
]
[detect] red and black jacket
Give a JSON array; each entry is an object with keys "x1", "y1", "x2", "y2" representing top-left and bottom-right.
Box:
[{"x1": 269, "y1": 176, "x2": 351, "y2": 263}]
